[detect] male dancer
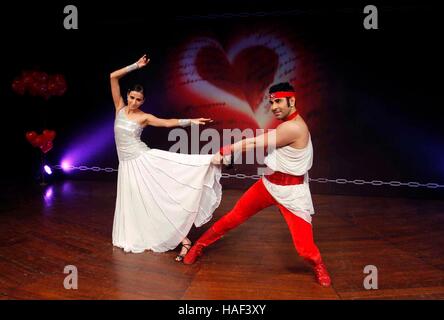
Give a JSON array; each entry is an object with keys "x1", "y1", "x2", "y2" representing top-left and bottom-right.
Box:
[{"x1": 184, "y1": 82, "x2": 331, "y2": 287}]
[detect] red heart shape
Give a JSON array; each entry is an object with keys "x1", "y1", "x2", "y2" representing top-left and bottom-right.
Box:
[
  {"x1": 25, "y1": 130, "x2": 56, "y2": 151},
  {"x1": 43, "y1": 129, "x2": 56, "y2": 142},
  {"x1": 12, "y1": 78, "x2": 26, "y2": 95},
  {"x1": 195, "y1": 46, "x2": 278, "y2": 113},
  {"x1": 34, "y1": 135, "x2": 45, "y2": 147},
  {"x1": 25, "y1": 131, "x2": 37, "y2": 143},
  {"x1": 167, "y1": 33, "x2": 298, "y2": 129},
  {"x1": 40, "y1": 140, "x2": 53, "y2": 154}
]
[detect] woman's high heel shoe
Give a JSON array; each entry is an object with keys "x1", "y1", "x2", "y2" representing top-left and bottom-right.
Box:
[{"x1": 175, "y1": 241, "x2": 192, "y2": 262}]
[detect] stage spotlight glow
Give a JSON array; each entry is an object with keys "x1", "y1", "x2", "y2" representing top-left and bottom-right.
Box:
[
  {"x1": 44, "y1": 187, "x2": 53, "y2": 199},
  {"x1": 61, "y1": 160, "x2": 72, "y2": 172},
  {"x1": 44, "y1": 165, "x2": 52, "y2": 175},
  {"x1": 61, "y1": 117, "x2": 114, "y2": 170}
]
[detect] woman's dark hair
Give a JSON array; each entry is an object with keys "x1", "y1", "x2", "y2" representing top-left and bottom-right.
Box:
[
  {"x1": 269, "y1": 82, "x2": 295, "y2": 94},
  {"x1": 127, "y1": 84, "x2": 145, "y2": 97}
]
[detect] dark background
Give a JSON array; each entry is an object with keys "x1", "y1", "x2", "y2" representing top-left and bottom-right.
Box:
[{"x1": 1, "y1": 1, "x2": 443, "y2": 199}]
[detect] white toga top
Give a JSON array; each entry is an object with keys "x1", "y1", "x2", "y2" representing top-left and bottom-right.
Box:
[{"x1": 262, "y1": 135, "x2": 315, "y2": 224}]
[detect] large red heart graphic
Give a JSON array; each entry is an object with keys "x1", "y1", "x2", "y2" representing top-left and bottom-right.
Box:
[
  {"x1": 167, "y1": 32, "x2": 299, "y2": 130},
  {"x1": 195, "y1": 46, "x2": 279, "y2": 113}
]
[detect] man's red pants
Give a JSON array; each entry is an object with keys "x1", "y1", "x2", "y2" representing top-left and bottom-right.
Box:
[{"x1": 210, "y1": 178, "x2": 323, "y2": 264}]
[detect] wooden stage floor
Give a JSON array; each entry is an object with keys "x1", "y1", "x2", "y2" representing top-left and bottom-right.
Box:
[{"x1": 1, "y1": 180, "x2": 443, "y2": 299}]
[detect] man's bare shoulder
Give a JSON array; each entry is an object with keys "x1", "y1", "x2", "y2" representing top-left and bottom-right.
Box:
[{"x1": 276, "y1": 119, "x2": 307, "y2": 136}]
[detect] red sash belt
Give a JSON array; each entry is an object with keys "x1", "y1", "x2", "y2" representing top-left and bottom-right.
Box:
[{"x1": 264, "y1": 171, "x2": 304, "y2": 185}]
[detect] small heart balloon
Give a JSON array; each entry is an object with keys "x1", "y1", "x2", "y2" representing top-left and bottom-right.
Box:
[
  {"x1": 40, "y1": 140, "x2": 53, "y2": 154},
  {"x1": 43, "y1": 129, "x2": 56, "y2": 142},
  {"x1": 33, "y1": 135, "x2": 45, "y2": 148},
  {"x1": 25, "y1": 131, "x2": 38, "y2": 146},
  {"x1": 12, "y1": 78, "x2": 26, "y2": 95}
]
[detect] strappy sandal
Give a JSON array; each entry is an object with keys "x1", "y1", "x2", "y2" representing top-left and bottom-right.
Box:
[{"x1": 175, "y1": 242, "x2": 192, "y2": 262}]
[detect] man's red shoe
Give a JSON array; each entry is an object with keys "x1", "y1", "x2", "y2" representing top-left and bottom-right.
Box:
[
  {"x1": 183, "y1": 227, "x2": 223, "y2": 265},
  {"x1": 313, "y1": 262, "x2": 331, "y2": 287},
  {"x1": 183, "y1": 244, "x2": 204, "y2": 265}
]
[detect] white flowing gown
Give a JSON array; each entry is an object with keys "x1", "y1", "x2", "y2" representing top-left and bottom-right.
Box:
[{"x1": 112, "y1": 107, "x2": 222, "y2": 253}]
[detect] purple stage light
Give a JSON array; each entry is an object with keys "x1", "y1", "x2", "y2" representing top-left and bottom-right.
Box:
[
  {"x1": 60, "y1": 116, "x2": 115, "y2": 171},
  {"x1": 43, "y1": 186, "x2": 54, "y2": 208},
  {"x1": 61, "y1": 160, "x2": 72, "y2": 172},
  {"x1": 44, "y1": 187, "x2": 53, "y2": 199}
]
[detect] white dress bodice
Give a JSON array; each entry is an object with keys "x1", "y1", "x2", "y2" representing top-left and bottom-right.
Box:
[{"x1": 114, "y1": 108, "x2": 150, "y2": 161}]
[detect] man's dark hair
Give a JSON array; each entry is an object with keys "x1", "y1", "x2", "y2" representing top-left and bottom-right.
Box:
[
  {"x1": 127, "y1": 84, "x2": 145, "y2": 97},
  {"x1": 269, "y1": 82, "x2": 295, "y2": 108},
  {"x1": 269, "y1": 82, "x2": 295, "y2": 94}
]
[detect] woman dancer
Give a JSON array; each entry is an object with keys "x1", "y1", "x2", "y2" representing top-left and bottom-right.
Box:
[{"x1": 110, "y1": 54, "x2": 222, "y2": 261}]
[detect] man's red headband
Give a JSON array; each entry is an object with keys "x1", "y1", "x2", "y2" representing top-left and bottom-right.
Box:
[{"x1": 269, "y1": 91, "x2": 296, "y2": 99}]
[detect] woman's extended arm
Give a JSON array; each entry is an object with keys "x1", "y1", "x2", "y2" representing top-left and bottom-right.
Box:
[{"x1": 143, "y1": 114, "x2": 213, "y2": 128}]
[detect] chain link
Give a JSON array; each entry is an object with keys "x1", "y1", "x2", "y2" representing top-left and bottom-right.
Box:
[
  {"x1": 51, "y1": 165, "x2": 444, "y2": 189},
  {"x1": 53, "y1": 164, "x2": 118, "y2": 173},
  {"x1": 175, "y1": 6, "x2": 418, "y2": 21},
  {"x1": 308, "y1": 177, "x2": 444, "y2": 189}
]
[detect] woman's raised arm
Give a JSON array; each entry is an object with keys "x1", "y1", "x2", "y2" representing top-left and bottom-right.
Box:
[{"x1": 110, "y1": 54, "x2": 150, "y2": 111}]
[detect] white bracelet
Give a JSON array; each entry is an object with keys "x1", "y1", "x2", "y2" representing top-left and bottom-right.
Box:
[
  {"x1": 125, "y1": 62, "x2": 139, "y2": 73},
  {"x1": 178, "y1": 119, "x2": 191, "y2": 127}
]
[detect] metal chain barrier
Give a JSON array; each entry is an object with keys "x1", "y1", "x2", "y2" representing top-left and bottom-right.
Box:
[
  {"x1": 53, "y1": 164, "x2": 118, "y2": 173},
  {"x1": 308, "y1": 177, "x2": 444, "y2": 189},
  {"x1": 52, "y1": 165, "x2": 444, "y2": 189},
  {"x1": 175, "y1": 5, "x2": 420, "y2": 20}
]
